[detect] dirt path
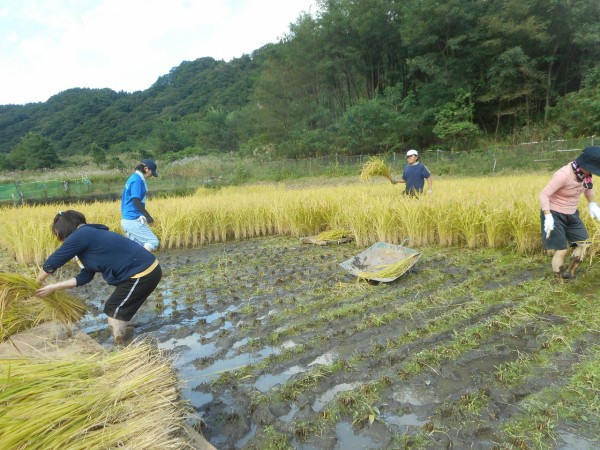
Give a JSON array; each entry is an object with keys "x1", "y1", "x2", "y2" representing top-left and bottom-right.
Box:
[{"x1": 74, "y1": 237, "x2": 599, "y2": 449}]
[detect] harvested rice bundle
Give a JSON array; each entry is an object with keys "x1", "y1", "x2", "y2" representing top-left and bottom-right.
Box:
[
  {"x1": 0, "y1": 273, "x2": 86, "y2": 341},
  {"x1": 356, "y1": 252, "x2": 421, "y2": 280},
  {"x1": 360, "y1": 157, "x2": 393, "y2": 182},
  {"x1": 0, "y1": 342, "x2": 195, "y2": 449},
  {"x1": 315, "y1": 229, "x2": 354, "y2": 242}
]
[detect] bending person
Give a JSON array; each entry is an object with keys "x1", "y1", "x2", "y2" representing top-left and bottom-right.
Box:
[
  {"x1": 121, "y1": 158, "x2": 160, "y2": 252},
  {"x1": 36, "y1": 210, "x2": 162, "y2": 344},
  {"x1": 540, "y1": 146, "x2": 600, "y2": 281}
]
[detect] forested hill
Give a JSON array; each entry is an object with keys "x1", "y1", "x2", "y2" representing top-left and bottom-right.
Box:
[
  {"x1": 0, "y1": 55, "x2": 261, "y2": 157},
  {"x1": 1, "y1": 0, "x2": 599, "y2": 171}
]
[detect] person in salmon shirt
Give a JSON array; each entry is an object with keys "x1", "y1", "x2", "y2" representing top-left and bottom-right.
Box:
[{"x1": 540, "y1": 146, "x2": 600, "y2": 281}]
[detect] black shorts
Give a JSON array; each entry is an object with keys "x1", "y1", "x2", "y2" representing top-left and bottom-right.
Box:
[
  {"x1": 541, "y1": 210, "x2": 589, "y2": 251},
  {"x1": 104, "y1": 264, "x2": 162, "y2": 321}
]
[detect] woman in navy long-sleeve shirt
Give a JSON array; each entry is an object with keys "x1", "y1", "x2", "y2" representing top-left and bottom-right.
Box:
[{"x1": 36, "y1": 210, "x2": 162, "y2": 344}]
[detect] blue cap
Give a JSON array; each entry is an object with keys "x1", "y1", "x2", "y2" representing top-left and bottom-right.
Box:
[{"x1": 142, "y1": 159, "x2": 158, "y2": 177}]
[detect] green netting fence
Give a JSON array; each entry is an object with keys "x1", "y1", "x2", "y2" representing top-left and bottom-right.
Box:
[{"x1": 0, "y1": 178, "x2": 93, "y2": 204}]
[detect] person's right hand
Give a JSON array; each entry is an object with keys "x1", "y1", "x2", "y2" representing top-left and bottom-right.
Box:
[
  {"x1": 544, "y1": 213, "x2": 555, "y2": 238},
  {"x1": 35, "y1": 283, "x2": 58, "y2": 298}
]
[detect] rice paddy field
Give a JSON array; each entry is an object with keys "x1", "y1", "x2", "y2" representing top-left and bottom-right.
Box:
[{"x1": 1, "y1": 174, "x2": 599, "y2": 449}]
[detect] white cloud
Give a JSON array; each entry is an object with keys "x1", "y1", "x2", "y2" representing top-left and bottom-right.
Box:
[{"x1": 0, "y1": 0, "x2": 316, "y2": 105}]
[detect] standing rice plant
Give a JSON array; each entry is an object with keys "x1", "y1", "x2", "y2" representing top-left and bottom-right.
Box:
[
  {"x1": 481, "y1": 203, "x2": 512, "y2": 248},
  {"x1": 0, "y1": 204, "x2": 59, "y2": 265},
  {"x1": 340, "y1": 194, "x2": 379, "y2": 247},
  {"x1": 0, "y1": 342, "x2": 195, "y2": 449},
  {"x1": 393, "y1": 198, "x2": 431, "y2": 246},
  {"x1": 454, "y1": 200, "x2": 486, "y2": 248},
  {"x1": 506, "y1": 199, "x2": 541, "y2": 254},
  {"x1": 0, "y1": 273, "x2": 86, "y2": 341},
  {"x1": 0, "y1": 174, "x2": 563, "y2": 263}
]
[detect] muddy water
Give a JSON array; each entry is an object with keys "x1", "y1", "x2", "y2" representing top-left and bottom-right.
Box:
[{"x1": 76, "y1": 237, "x2": 598, "y2": 449}]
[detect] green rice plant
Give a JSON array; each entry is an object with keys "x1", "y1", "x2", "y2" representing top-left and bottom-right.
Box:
[
  {"x1": 360, "y1": 157, "x2": 393, "y2": 182},
  {"x1": 0, "y1": 342, "x2": 193, "y2": 449},
  {"x1": 0, "y1": 273, "x2": 86, "y2": 341}
]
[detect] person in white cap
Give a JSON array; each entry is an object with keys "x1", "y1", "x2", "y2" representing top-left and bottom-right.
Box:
[
  {"x1": 392, "y1": 149, "x2": 432, "y2": 195},
  {"x1": 121, "y1": 159, "x2": 160, "y2": 252}
]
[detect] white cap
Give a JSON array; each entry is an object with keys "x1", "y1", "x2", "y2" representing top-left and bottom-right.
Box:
[{"x1": 406, "y1": 149, "x2": 419, "y2": 157}]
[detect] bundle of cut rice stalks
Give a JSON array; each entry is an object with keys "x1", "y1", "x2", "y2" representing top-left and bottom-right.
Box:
[
  {"x1": 356, "y1": 252, "x2": 421, "y2": 281},
  {"x1": 0, "y1": 342, "x2": 195, "y2": 449},
  {"x1": 315, "y1": 229, "x2": 354, "y2": 242},
  {"x1": 360, "y1": 157, "x2": 393, "y2": 183},
  {"x1": 0, "y1": 273, "x2": 86, "y2": 342}
]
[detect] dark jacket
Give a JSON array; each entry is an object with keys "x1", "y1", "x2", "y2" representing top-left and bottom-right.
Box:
[{"x1": 42, "y1": 224, "x2": 156, "y2": 286}]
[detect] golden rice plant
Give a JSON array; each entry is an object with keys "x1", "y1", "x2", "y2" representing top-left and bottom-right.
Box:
[
  {"x1": 0, "y1": 273, "x2": 86, "y2": 341},
  {"x1": 0, "y1": 174, "x2": 576, "y2": 264},
  {"x1": 356, "y1": 252, "x2": 422, "y2": 280},
  {"x1": 0, "y1": 342, "x2": 195, "y2": 449},
  {"x1": 360, "y1": 157, "x2": 393, "y2": 182}
]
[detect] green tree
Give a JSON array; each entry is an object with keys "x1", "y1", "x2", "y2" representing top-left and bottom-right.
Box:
[
  {"x1": 90, "y1": 142, "x2": 106, "y2": 166},
  {"x1": 433, "y1": 91, "x2": 480, "y2": 150},
  {"x1": 551, "y1": 64, "x2": 600, "y2": 136},
  {"x1": 9, "y1": 132, "x2": 59, "y2": 170}
]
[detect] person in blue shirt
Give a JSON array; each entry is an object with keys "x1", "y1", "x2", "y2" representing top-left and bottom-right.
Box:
[
  {"x1": 36, "y1": 210, "x2": 162, "y2": 344},
  {"x1": 392, "y1": 149, "x2": 432, "y2": 196},
  {"x1": 121, "y1": 159, "x2": 160, "y2": 252}
]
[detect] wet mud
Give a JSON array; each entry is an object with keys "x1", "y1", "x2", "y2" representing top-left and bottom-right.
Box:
[{"x1": 76, "y1": 237, "x2": 599, "y2": 449}]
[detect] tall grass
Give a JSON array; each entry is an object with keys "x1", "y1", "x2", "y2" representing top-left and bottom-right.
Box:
[{"x1": 2, "y1": 174, "x2": 594, "y2": 265}]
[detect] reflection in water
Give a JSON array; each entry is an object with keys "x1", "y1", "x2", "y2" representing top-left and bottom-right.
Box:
[
  {"x1": 382, "y1": 412, "x2": 427, "y2": 428},
  {"x1": 334, "y1": 421, "x2": 381, "y2": 450},
  {"x1": 312, "y1": 383, "x2": 360, "y2": 412},
  {"x1": 255, "y1": 365, "x2": 305, "y2": 392},
  {"x1": 235, "y1": 423, "x2": 257, "y2": 448},
  {"x1": 278, "y1": 403, "x2": 299, "y2": 423},
  {"x1": 557, "y1": 431, "x2": 595, "y2": 450}
]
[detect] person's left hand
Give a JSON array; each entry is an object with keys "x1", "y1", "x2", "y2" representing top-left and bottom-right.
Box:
[
  {"x1": 427, "y1": 189, "x2": 432, "y2": 195},
  {"x1": 589, "y1": 202, "x2": 600, "y2": 220}
]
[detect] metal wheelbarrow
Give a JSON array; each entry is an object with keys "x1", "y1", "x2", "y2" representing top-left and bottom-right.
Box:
[{"x1": 339, "y1": 241, "x2": 421, "y2": 282}]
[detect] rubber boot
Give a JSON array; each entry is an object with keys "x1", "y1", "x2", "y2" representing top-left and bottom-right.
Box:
[
  {"x1": 560, "y1": 264, "x2": 576, "y2": 281},
  {"x1": 108, "y1": 317, "x2": 129, "y2": 345},
  {"x1": 553, "y1": 272, "x2": 564, "y2": 283}
]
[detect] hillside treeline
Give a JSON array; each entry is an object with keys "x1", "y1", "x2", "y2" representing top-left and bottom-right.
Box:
[{"x1": 1, "y1": 0, "x2": 599, "y2": 170}]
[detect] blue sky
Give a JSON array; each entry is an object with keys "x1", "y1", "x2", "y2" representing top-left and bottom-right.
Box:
[{"x1": 0, "y1": 0, "x2": 317, "y2": 105}]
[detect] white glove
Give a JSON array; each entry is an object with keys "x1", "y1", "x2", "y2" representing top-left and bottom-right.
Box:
[
  {"x1": 544, "y1": 214, "x2": 554, "y2": 239},
  {"x1": 589, "y1": 202, "x2": 600, "y2": 220},
  {"x1": 427, "y1": 189, "x2": 432, "y2": 195},
  {"x1": 138, "y1": 215, "x2": 147, "y2": 225}
]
